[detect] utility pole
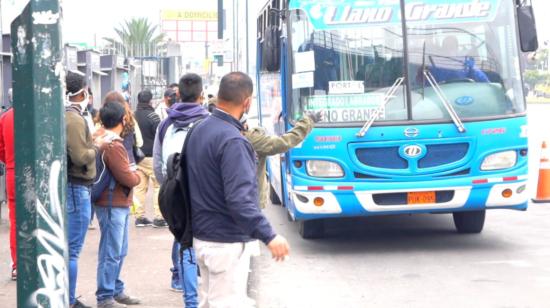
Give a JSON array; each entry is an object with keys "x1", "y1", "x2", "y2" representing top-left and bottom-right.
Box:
[{"x1": 11, "y1": 1, "x2": 68, "y2": 307}]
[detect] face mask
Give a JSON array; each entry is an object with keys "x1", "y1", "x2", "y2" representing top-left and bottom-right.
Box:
[
  {"x1": 239, "y1": 112, "x2": 249, "y2": 124},
  {"x1": 66, "y1": 88, "x2": 89, "y2": 113},
  {"x1": 240, "y1": 98, "x2": 252, "y2": 124}
]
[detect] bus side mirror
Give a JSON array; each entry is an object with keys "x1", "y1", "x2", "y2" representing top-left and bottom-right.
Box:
[
  {"x1": 264, "y1": 25, "x2": 281, "y2": 72},
  {"x1": 517, "y1": 5, "x2": 538, "y2": 52}
]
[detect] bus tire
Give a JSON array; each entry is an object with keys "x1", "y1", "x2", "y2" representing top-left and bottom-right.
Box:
[
  {"x1": 269, "y1": 184, "x2": 282, "y2": 205},
  {"x1": 453, "y1": 210, "x2": 485, "y2": 234},
  {"x1": 299, "y1": 219, "x2": 325, "y2": 239}
]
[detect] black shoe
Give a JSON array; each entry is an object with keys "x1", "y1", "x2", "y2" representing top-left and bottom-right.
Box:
[
  {"x1": 135, "y1": 217, "x2": 153, "y2": 227},
  {"x1": 114, "y1": 293, "x2": 141, "y2": 305},
  {"x1": 152, "y1": 218, "x2": 168, "y2": 228},
  {"x1": 11, "y1": 268, "x2": 16, "y2": 281},
  {"x1": 97, "y1": 299, "x2": 126, "y2": 308},
  {"x1": 72, "y1": 298, "x2": 92, "y2": 308}
]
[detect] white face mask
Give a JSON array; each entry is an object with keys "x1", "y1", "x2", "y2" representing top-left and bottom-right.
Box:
[
  {"x1": 66, "y1": 89, "x2": 89, "y2": 113},
  {"x1": 239, "y1": 112, "x2": 249, "y2": 124}
]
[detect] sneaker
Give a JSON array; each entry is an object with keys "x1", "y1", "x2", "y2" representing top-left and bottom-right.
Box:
[
  {"x1": 152, "y1": 218, "x2": 168, "y2": 228},
  {"x1": 135, "y1": 217, "x2": 152, "y2": 227},
  {"x1": 97, "y1": 299, "x2": 126, "y2": 308},
  {"x1": 170, "y1": 278, "x2": 183, "y2": 292},
  {"x1": 114, "y1": 293, "x2": 141, "y2": 305},
  {"x1": 11, "y1": 268, "x2": 16, "y2": 281},
  {"x1": 72, "y1": 298, "x2": 92, "y2": 308}
]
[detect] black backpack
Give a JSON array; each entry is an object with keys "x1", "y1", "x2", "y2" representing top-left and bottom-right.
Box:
[{"x1": 158, "y1": 121, "x2": 200, "y2": 249}]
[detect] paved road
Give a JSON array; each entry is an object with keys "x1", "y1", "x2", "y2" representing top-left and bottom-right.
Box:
[
  {"x1": 250, "y1": 104, "x2": 550, "y2": 308},
  {"x1": 252, "y1": 202, "x2": 550, "y2": 308}
]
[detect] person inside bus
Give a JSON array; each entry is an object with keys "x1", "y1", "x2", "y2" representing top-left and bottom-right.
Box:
[
  {"x1": 298, "y1": 31, "x2": 340, "y2": 92},
  {"x1": 427, "y1": 35, "x2": 490, "y2": 84}
]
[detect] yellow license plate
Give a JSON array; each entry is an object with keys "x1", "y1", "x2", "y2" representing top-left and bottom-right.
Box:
[{"x1": 407, "y1": 191, "x2": 436, "y2": 204}]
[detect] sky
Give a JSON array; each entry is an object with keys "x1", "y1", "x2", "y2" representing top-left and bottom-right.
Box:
[
  {"x1": 1, "y1": 0, "x2": 549, "y2": 46},
  {"x1": 1, "y1": 0, "x2": 262, "y2": 47}
]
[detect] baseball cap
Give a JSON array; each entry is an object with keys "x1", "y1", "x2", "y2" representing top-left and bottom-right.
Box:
[{"x1": 164, "y1": 88, "x2": 176, "y2": 98}]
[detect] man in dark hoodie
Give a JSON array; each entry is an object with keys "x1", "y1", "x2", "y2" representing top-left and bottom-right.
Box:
[{"x1": 153, "y1": 73, "x2": 207, "y2": 307}]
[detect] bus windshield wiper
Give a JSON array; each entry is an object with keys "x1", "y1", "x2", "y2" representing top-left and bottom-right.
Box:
[
  {"x1": 423, "y1": 69, "x2": 466, "y2": 133},
  {"x1": 356, "y1": 77, "x2": 404, "y2": 137}
]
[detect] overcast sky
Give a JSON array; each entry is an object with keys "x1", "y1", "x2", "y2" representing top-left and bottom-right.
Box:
[{"x1": 1, "y1": 0, "x2": 549, "y2": 45}]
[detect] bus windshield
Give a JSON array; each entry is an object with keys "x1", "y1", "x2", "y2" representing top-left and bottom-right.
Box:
[{"x1": 288, "y1": 0, "x2": 525, "y2": 126}]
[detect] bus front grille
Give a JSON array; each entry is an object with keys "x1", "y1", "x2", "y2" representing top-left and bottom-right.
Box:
[{"x1": 355, "y1": 146, "x2": 408, "y2": 169}]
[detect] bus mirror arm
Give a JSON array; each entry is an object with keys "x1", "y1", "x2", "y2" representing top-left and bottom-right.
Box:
[
  {"x1": 356, "y1": 77, "x2": 405, "y2": 138},
  {"x1": 424, "y1": 70, "x2": 467, "y2": 133}
]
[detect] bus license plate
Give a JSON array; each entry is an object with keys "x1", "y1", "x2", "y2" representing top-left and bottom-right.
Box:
[{"x1": 407, "y1": 191, "x2": 436, "y2": 204}]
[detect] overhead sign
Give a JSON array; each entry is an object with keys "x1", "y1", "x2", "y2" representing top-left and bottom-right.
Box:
[
  {"x1": 289, "y1": 0, "x2": 499, "y2": 29},
  {"x1": 161, "y1": 10, "x2": 217, "y2": 21}
]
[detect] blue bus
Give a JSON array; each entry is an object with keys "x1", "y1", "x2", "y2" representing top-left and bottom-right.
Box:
[{"x1": 256, "y1": 0, "x2": 538, "y2": 238}]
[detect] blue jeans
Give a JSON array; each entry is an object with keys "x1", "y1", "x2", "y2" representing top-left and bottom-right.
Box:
[
  {"x1": 67, "y1": 183, "x2": 92, "y2": 305},
  {"x1": 95, "y1": 206, "x2": 130, "y2": 303},
  {"x1": 172, "y1": 241, "x2": 198, "y2": 307}
]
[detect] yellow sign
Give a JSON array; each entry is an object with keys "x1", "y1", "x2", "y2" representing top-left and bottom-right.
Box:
[{"x1": 161, "y1": 10, "x2": 218, "y2": 21}]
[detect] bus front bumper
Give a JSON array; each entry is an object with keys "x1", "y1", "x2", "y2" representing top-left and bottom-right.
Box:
[{"x1": 290, "y1": 178, "x2": 528, "y2": 219}]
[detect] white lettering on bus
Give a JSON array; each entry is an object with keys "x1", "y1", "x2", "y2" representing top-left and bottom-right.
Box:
[
  {"x1": 405, "y1": 1, "x2": 491, "y2": 21},
  {"x1": 324, "y1": 6, "x2": 393, "y2": 25},
  {"x1": 321, "y1": 1, "x2": 491, "y2": 25}
]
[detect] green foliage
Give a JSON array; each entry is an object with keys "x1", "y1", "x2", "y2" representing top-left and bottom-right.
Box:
[
  {"x1": 104, "y1": 17, "x2": 165, "y2": 57},
  {"x1": 524, "y1": 69, "x2": 550, "y2": 89}
]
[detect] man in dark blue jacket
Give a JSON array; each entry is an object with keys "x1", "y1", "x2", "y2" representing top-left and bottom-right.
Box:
[{"x1": 187, "y1": 72, "x2": 290, "y2": 307}]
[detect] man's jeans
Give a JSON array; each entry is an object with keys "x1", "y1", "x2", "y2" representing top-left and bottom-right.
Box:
[
  {"x1": 172, "y1": 240, "x2": 199, "y2": 308},
  {"x1": 67, "y1": 183, "x2": 92, "y2": 305},
  {"x1": 95, "y1": 206, "x2": 130, "y2": 303}
]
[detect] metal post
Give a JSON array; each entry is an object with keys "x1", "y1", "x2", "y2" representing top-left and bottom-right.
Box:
[
  {"x1": 11, "y1": 1, "x2": 67, "y2": 307},
  {"x1": 245, "y1": 0, "x2": 249, "y2": 75}
]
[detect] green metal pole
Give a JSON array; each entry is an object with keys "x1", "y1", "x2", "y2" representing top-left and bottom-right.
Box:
[{"x1": 11, "y1": 1, "x2": 67, "y2": 307}]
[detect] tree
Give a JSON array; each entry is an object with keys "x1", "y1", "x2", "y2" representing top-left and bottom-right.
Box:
[
  {"x1": 103, "y1": 17, "x2": 165, "y2": 58},
  {"x1": 524, "y1": 69, "x2": 550, "y2": 90}
]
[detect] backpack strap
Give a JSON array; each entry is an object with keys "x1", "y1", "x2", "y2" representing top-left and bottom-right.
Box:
[
  {"x1": 180, "y1": 119, "x2": 203, "y2": 160},
  {"x1": 107, "y1": 175, "x2": 116, "y2": 220}
]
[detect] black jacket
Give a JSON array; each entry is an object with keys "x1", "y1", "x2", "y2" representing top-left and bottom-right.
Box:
[{"x1": 135, "y1": 103, "x2": 160, "y2": 157}]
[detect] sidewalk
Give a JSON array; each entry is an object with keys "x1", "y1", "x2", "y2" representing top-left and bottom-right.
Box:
[{"x1": 0, "y1": 206, "x2": 183, "y2": 308}]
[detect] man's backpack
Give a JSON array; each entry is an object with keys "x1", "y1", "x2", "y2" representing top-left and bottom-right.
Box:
[
  {"x1": 91, "y1": 150, "x2": 116, "y2": 203},
  {"x1": 158, "y1": 121, "x2": 200, "y2": 249}
]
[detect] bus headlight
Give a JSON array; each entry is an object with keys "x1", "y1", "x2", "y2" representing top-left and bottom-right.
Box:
[
  {"x1": 306, "y1": 160, "x2": 344, "y2": 178},
  {"x1": 481, "y1": 151, "x2": 517, "y2": 171}
]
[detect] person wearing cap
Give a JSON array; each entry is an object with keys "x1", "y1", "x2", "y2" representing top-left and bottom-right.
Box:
[{"x1": 156, "y1": 84, "x2": 179, "y2": 121}]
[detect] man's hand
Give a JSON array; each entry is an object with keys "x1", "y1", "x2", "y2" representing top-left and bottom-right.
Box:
[
  {"x1": 267, "y1": 235, "x2": 290, "y2": 262},
  {"x1": 305, "y1": 110, "x2": 324, "y2": 123}
]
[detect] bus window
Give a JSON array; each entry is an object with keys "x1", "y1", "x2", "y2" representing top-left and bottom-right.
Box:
[
  {"x1": 408, "y1": 1, "x2": 525, "y2": 121},
  {"x1": 289, "y1": 9, "x2": 407, "y2": 125}
]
